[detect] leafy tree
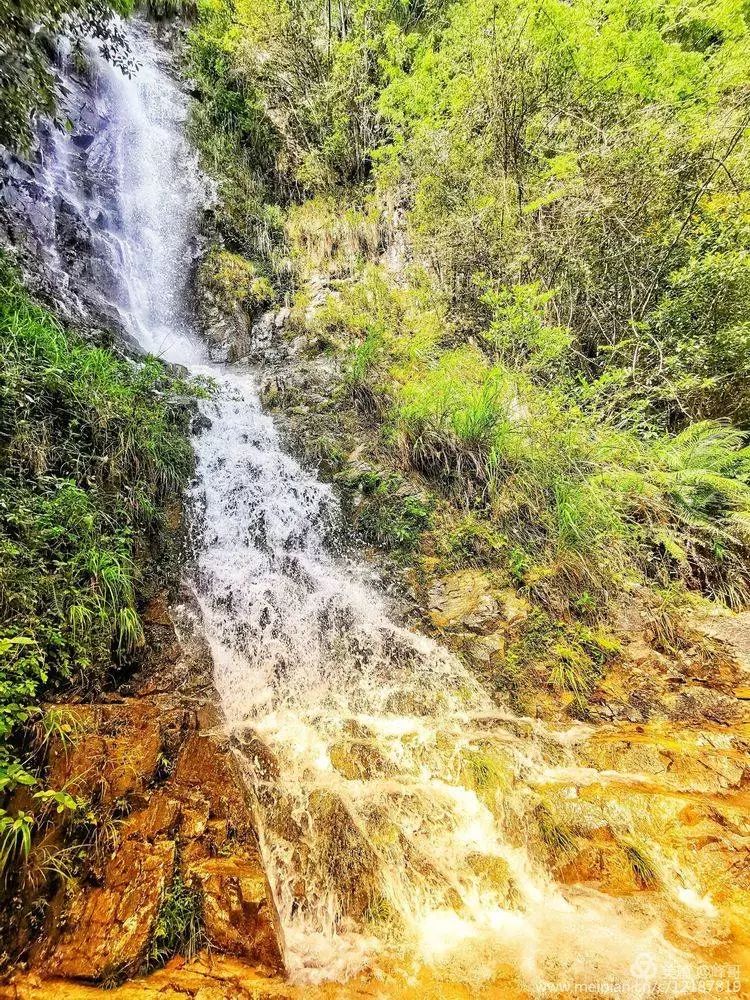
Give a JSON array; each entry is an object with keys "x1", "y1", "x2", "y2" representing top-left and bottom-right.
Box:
[{"x1": 187, "y1": 0, "x2": 750, "y2": 618}]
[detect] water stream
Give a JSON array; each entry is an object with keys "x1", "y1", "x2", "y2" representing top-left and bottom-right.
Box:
[{"x1": 10, "y1": 21, "x2": 737, "y2": 998}]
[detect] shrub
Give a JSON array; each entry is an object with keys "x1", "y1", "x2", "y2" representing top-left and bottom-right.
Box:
[
  {"x1": 287, "y1": 195, "x2": 380, "y2": 279},
  {"x1": 389, "y1": 338, "x2": 750, "y2": 604},
  {"x1": 140, "y1": 0, "x2": 196, "y2": 18},
  {"x1": 147, "y1": 874, "x2": 204, "y2": 969},
  {"x1": 202, "y1": 249, "x2": 275, "y2": 312}
]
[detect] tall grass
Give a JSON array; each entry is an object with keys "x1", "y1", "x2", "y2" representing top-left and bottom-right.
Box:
[
  {"x1": 0, "y1": 258, "x2": 196, "y2": 798},
  {"x1": 316, "y1": 264, "x2": 750, "y2": 609}
]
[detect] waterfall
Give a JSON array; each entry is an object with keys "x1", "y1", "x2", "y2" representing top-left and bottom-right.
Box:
[{"x1": 7, "y1": 19, "x2": 719, "y2": 997}]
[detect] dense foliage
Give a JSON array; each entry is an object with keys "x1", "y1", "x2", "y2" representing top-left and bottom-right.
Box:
[
  {"x1": 0, "y1": 0, "x2": 134, "y2": 150},
  {"x1": 0, "y1": 258, "x2": 194, "y2": 800},
  {"x1": 187, "y1": 0, "x2": 750, "y2": 621}
]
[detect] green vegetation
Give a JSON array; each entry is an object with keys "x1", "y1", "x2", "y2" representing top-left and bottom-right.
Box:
[
  {"x1": 201, "y1": 249, "x2": 275, "y2": 311},
  {"x1": 187, "y1": 0, "x2": 750, "y2": 642},
  {"x1": 140, "y1": 0, "x2": 196, "y2": 18},
  {"x1": 336, "y1": 465, "x2": 432, "y2": 551},
  {"x1": 0, "y1": 258, "x2": 196, "y2": 854},
  {"x1": 462, "y1": 748, "x2": 510, "y2": 810},
  {"x1": 0, "y1": 0, "x2": 135, "y2": 150},
  {"x1": 535, "y1": 801, "x2": 577, "y2": 859},
  {"x1": 147, "y1": 873, "x2": 205, "y2": 969},
  {"x1": 0, "y1": 808, "x2": 33, "y2": 879}
]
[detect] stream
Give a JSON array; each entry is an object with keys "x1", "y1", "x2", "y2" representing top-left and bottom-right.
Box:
[{"x1": 8, "y1": 20, "x2": 745, "y2": 999}]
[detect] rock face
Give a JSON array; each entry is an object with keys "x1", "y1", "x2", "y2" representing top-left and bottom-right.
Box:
[
  {"x1": 45, "y1": 836, "x2": 177, "y2": 981},
  {"x1": 174, "y1": 734, "x2": 283, "y2": 972},
  {"x1": 428, "y1": 570, "x2": 500, "y2": 631},
  {"x1": 37, "y1": 717, "x2": 283, "y2": 982},
  {"x1": 427, "y1": 571, "x2": 532, "y2": 636},
  {"x1": 195, "y1": 286, "x2": 251, "y2": 362},
  {"x1": 2, "y1": 592, "x2": 284, "y2": 991},
  {"x1": 0, "y1": 955, "x2": 501, "y2": 1000},
  {"x1": 695, "y1": 609, "x2": 750, "y2": 676},
  {"x1": 0, "y1": 130, "x2": 137, "y2": 347},
  {"x1": 188, "y1": 855, "x2": 280, "y2": 967}
]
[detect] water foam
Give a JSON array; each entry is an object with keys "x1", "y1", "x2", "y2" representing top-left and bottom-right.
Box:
[{"x1": 34, "y1": 21, "x2": 722, "y2": 996}]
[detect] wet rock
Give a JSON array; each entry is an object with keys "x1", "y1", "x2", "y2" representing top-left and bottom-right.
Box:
[
  {"x1": 554, "y1": 832, "x2": 644, "y2": 896},
  {"x1": 35, "y1": 719, "x2": 285, "y2": 985},
  {"x1": 232, "y1": 729, "x2": 281, "y2": 785},
  {"x1": 382, "y1": 687, "x2": 440, "y2": 716},
  {"x1": 0, "y1": 956, "x2": 302, "y2": 999},
  {"x1": 465, "y1": 853, "x2": 518, "y2": 904},
  {"x1": 192, "y1": 410, "x2": 212, "y2": 433},
  {"x1": 130, "y1": 793, "x2": 181, "y2": 841},
  {"x1": 179, "y1": 791, "x2": 211, "y2": 839},
  {"x1": 42, "y1": 836, "x2": 176, "y2": 980},
  {"x1": 173, "y1": 734, "x2": 248, "y2": 825},
  {"x1": 307, "y1": 789, "x2": 381, "y2": 921},
  {"x1": 274, "y1": 306, "x2": 290, "y2": 329},
  {"x1": 329, "y1": 740, "x2": 393, "y2": 780},
  {"x1": 186, "y1": 856, "x2": 283, "y2": 972}
]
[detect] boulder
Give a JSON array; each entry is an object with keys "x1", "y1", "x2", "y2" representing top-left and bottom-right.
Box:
[
  {"x1": 695, "y1": 610, "x2": 750, "y2": 661},
  {"x1": 186, "y1": 856, "x2": 282, "y2": 972},
  {"x1": 427, "y1": 570, "x2": 499, "y2": 632}
]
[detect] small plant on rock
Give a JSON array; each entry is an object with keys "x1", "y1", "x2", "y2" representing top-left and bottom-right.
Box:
[{"x1": 147, "y1": 874, "x2": 205, "y2": 970}]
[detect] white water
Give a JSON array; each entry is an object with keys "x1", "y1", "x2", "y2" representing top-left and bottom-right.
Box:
[{"x1": 35, "y1": 22, "x2": 721, "y2": 997}]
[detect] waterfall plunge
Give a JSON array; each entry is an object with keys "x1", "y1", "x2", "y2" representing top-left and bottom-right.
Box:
[{"x1": 30, "y1": 21, "x2": 713, "y2": 996}]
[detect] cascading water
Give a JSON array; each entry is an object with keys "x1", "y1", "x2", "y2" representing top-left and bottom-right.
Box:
[{"x1": 11, "y1": 20, "x2": 733, "y2": 998}]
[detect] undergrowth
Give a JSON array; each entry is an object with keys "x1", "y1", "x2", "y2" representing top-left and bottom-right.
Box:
[
  {"x1": 184, "y1": 0, "x2": 750, "y2": 716},
  {"x1": 0, "y1": 257, "x2": 197, "y2": 872},
  {"x1": 319, "y1": 276, "x2": 750, "y2": 610},
  {"x1": 147, "y1": 873, "x2": 205, "y2": 969}
]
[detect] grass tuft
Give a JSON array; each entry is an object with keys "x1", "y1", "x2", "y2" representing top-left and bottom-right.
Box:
[{"x1": 147, "y1": 874, "x2": 205, "y2": 969}]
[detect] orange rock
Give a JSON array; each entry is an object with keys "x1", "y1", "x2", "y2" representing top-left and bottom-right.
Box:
[
  {"x1": 6, "y1": 631, "x2": 287, "y2": 995},
  {"x1": 42, "y1": 837, "x2": 176, "y2": 980},
  {"x1": 173, "y1": 734, "x2": 248, "y2": 828},
  {"x1": 47, "y1": 703, "x2": 162, "y2": 804},
  {"x1": 186, "y1": 856, "x2": 283, "y2": 973},
  {"x1": 124, "y1": 793, "x2": 181, "y2": 841},
  {"x1": 179, "y1": 793, "x2": 211, "y2": 839}
]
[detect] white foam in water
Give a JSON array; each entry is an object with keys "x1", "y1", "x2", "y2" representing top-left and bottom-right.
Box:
[{"x1": 41, "y1": 19, "x2": 719, "y2": 995}]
